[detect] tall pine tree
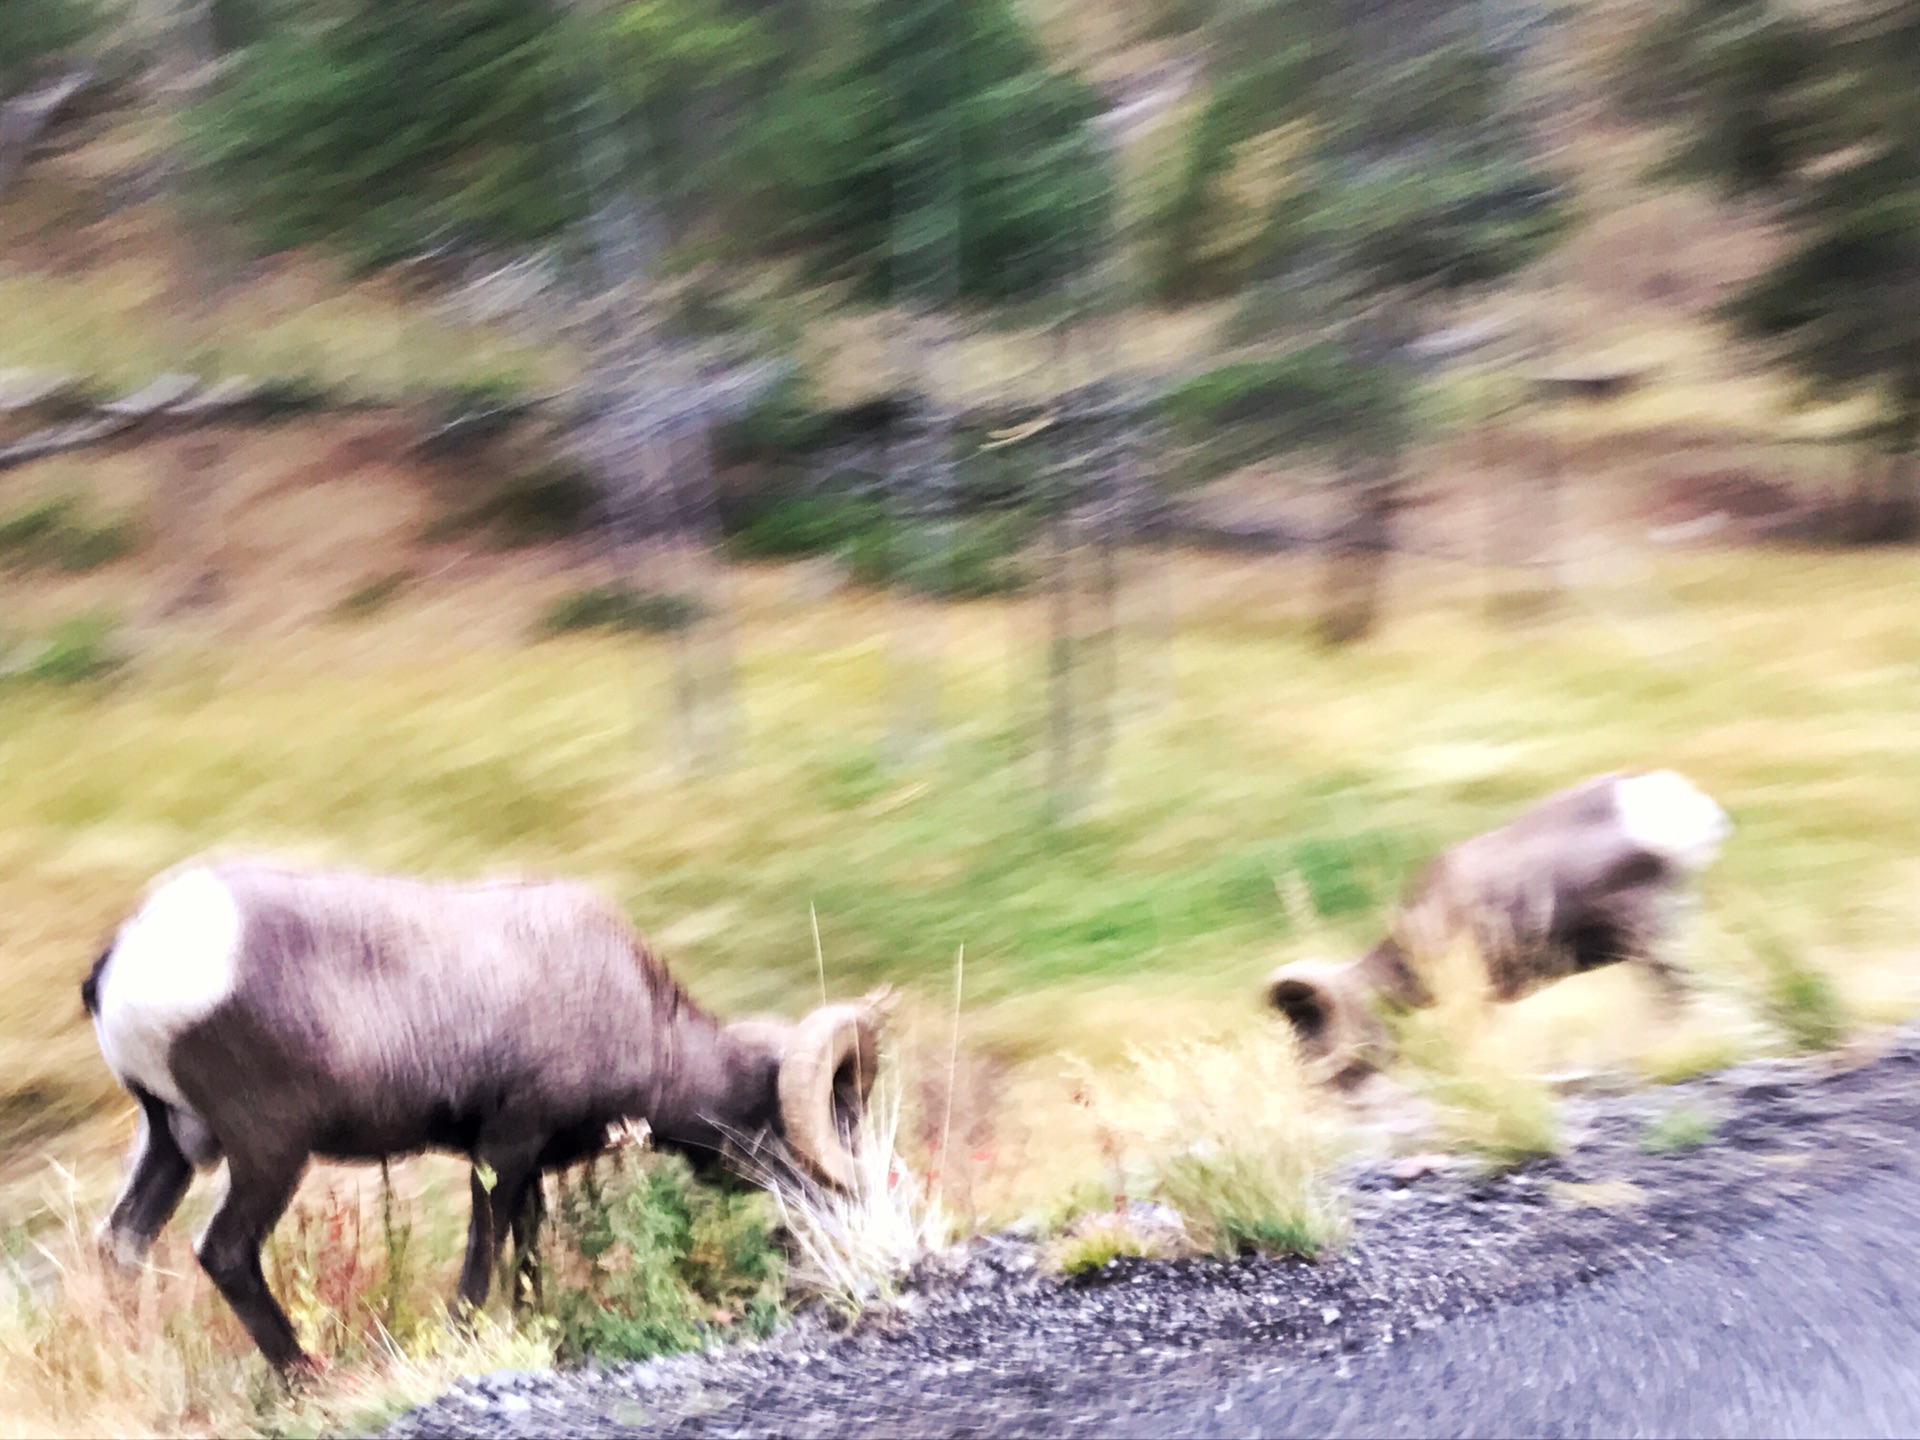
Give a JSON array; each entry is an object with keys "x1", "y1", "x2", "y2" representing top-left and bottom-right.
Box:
[
  {"x1": 1166, "y1": 0, "x2": 1564, "y2": 642},
  {"x1": 760, "y1": 0, "x2": 1116, "y2": 303},
  {"x1": 1629, "y1": 0, "x2": 1920, "y2": 538}
]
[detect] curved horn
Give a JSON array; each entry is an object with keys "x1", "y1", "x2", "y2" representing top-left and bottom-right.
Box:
[
  {"x1": 1263, "y1": 959, "x2": 1386, "y2": 1088},
  {"x1": 777, "y1": 998, "x2": 885, "y2": 1190}
]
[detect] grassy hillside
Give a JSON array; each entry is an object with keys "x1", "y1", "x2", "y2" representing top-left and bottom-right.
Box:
[{"x1": 5, "y1": 523, "x2": 1916, "y2": 1212}]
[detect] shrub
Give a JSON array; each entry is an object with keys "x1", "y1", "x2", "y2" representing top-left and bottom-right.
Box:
[
  {"x1": 535, "y1": 585, "x2": 703, "y2": 637},
  {"x1": 431, "y1": 464, "x2": 600, "y2": 550},
  {"x1": 726, "y1": 493, "x2": 889, "y2": 561},
  {"x1": 0, "y1": 615, "x2": 128, "y2": 687},
  {"x1": 1641, "y1": 1104, "x2": 1718, "y2": 1155},
  {"x1": 0, "y1": 496, "x2": 139, "y2": 573},
  {"x1": 1754, "y1": 935, "x2": 1848, "y2": 1053},
  {"x1": 1079, "y1": 1036, "x2": 1348, "y2": 1260},
  {"x1": 333, "y1": 571, "x2": 413, "y2": 621},
  {"x1": 546, "y1": 1149, "x2": 784, "y2": 1362},
  {"x1": 727, "y1": 492, "x2": 1031, "y2": 599}
]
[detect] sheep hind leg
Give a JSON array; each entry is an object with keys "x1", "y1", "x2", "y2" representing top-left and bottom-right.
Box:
[
  {"x1": 98, "y1": 1088, "x2": 194, "y2": 1272},
  {"x1": 195, "y1": 1151, "x2": 311, "y2": 1372}
]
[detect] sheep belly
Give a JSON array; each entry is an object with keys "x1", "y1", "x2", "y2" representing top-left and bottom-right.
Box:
[{"x1": 92, "y1": 868, "x2": 242, "y2": 1112}]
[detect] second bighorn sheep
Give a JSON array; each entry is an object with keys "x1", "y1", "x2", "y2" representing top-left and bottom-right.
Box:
[
  {"x1": 84, "y1": 857, "x2": 890, "y2": 1373},
  {"x1": 1266, "y1": 771, "x2": 1730, "y2": 1085}
]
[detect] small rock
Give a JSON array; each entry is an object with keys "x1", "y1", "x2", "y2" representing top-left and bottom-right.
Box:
[
  {"x1": 1547, "y1": 1179, "x2": 1648, "y2": 1212},
  {"x1": 1389, "y1": 1153, "x2": 1452, "y2": 1184}
]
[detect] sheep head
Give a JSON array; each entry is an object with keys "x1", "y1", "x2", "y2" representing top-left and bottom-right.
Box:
[{"x1": 721, "y1": 986, "x2": 896, "y2": 1191}]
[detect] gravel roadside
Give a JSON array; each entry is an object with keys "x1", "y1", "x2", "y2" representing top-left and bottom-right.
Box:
[{"x1": 381, "y1": 1029, "x2": 1920, "y2": 1439}]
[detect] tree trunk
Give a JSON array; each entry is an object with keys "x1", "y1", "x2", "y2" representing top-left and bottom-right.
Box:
[
  {"x1": 885, "y1": 391, "x2": 950, "y2": 768},
  {"x1": 1317, "y1": 452, "x2": 1397, "y2": 647},
  {"x1": 1044, "y1": 486, "x2": 1080, "y2": 818},
  {"x1": 156, "y1": 0, "x2": 227, "y2": 620}
]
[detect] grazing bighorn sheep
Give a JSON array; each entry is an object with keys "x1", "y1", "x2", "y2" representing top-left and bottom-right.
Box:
[
  {"x1": 83, "y1": 857, "x2": 888, "y2": 1373},
  {"x1": 1266, "y1": 770, "x2": 1730, "y2": 1086}
]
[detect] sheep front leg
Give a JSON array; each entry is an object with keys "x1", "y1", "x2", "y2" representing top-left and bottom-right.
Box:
[
  {"x1": 509, "y1": 1175, "x2": 546, "y2": 1311},
  {"x1": 456, "y1": 1138, "x2": 545, "y2": 1313}
]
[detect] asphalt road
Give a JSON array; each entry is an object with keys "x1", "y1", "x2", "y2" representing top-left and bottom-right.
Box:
[
  {"x1": 1189, "y1": 1148, "x2": 1920, "y2": 1439},
  {"x1": 388, "y1": 1041, "x2": 1920, "y2": 1440}
]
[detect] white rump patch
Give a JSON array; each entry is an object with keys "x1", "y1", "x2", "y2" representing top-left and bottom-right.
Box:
[
  {"x1": 93, "y1": 868, "x2": 241, "y2": 1109},
  {"x1": 1613, "y1": 771, "x2": 1731, "y2": 872}
]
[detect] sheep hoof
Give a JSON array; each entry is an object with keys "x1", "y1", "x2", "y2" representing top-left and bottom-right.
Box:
[{"x1": 281, "y1": 1350, "x2": 331, "y2": 1390}]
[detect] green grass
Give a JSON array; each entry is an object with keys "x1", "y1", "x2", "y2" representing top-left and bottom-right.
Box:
[
  {"x1": 1641, "y1": 1104, "x2": 1719, "y2": 1155},
  {"x1": 2, "y1": 545, "x2": 1916, "y2": 1187},
  {"x1": 0, "y1": 247, "x2": 558, "y2": 399},
  {"x1": 1049, "y1": 1223, "x2": 1160, "y2": 1275},
  {"x1": 0, "y1": 543, "x2": 1915, "y2": 1435}
]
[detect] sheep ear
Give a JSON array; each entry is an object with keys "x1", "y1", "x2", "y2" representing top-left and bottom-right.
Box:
[
  {"x1": 1264, "y1": 962, "x2": 1348, "y2": 1061},
  {"x1": 1263, "y1": 959, "x2": 1390, "y2": 1086}
]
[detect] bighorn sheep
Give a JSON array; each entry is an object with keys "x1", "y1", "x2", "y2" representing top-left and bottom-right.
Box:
[
  {"x1": 83, "y1": 858, "x2": 888, "y2": 1373},
  {"x1": 1266, "y1": 771, "x2": 1730, "y2": 1085}
]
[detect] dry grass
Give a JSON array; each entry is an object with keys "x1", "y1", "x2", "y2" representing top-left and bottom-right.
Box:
[
  {"x1": 1389, "y1": 939, "x2": 1565, "y2": 1170},
  {"x1": 1072, "y1": 1030, "x2": 1349, "y2": 1257},
  {"x1": 0, "y1": 1159, "x2": 553, "y2": 1440},
  {"x1": 762, "y1": 1075, "x2": 956, "y2": 1319}
]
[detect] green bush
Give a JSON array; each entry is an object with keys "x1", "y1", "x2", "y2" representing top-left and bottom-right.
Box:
[
  {"x1": 0, "y1": 497, "x2": 138, "y2": 573},
  {"x1": 0, "y1": 615, "x2": 128, "y2": 687},
  {"x1": 726, "y1": 493, "x2": 889, "y2": 560},
  {"x1": 535, "y1": 585, "x2": 704, "y2": 637},
  {"x1": 431, "y1": 464, "x2": 600, "y2": 550},
  {"x1": 1641, "y1": 1104, "x2": 1718, "y2": 1155},
  {"x1": 332, "y1": 571, "x2": 412, "y2": 621},
  {"x1": 546, "y1": 1151, "x2": 784, "y2": 1363},
  {"x1": 727, "y1": 491, "x2": 1030, "y2": 599},
  {"x1": 1755, "y1": 936, "x2": 1848, "y2": 1053}
]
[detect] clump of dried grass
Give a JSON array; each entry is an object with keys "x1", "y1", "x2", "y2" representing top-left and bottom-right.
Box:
[
  {"x1": 1076, "y1": 1033, "x2": 1349, "y2": 1259},
  {"x1": 1389, "y1": 935, "x2": 1563, "y2": 1170},
  {"x1": 760, "y1": 1075, "x2": 956, "y2": 1320}
]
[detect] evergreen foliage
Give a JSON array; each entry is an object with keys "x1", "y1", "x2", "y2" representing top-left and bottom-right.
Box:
[
  {"x1": 1162, "y1": 0, "x2": 1563, "y2": 460},
  {"x1": 0, "y1": 0, "x2": 97, "y2": 95},
  {"x1": 759, "y1": 0, "x2": 1117, "y2": 302},
  {"x1": 190, "y1": 0, "x2": 581, "y2": 266},
  {"x1": 1630, "y1": 0, "x2": 1920, "y2": 485}
]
